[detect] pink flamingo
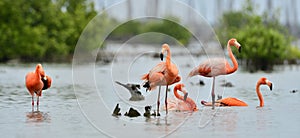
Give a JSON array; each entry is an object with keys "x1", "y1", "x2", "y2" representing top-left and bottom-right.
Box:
[
  {"x1": 201, "y1": 77, "x2": 272, "y2": 107},
  {"x1": 141, "y1": 44, "x2": 181, "y2": 116},
  {"x1": 188, "y1": 38, "x2": 241, "y2": 109},
  {"x1": 165, "y1": 84, "x2": 198, "y2": 111},
  {"x1": 25, "y1": 64, "x2": 52, "y2": 111}
]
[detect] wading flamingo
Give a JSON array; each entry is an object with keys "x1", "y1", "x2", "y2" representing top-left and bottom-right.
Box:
[
  {"x1": 165, "y1": 84, "x2": 198, "y2": 111},
  {"x1": 201, "y1": 77, "x2": 273, "y2": 107},
  {"x1": 188, "y1": 38, "x2": 241, "y2": 109},
  {"x1": 141, "y1": 44, "x2": 181, "y2": 116},
  {"x1": 25, "y1": 64, "x2": 52, "y2": 111}
]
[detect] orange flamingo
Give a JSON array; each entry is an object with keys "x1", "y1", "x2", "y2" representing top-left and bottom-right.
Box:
[
  {"x1": 141, "y1": 44, "x2": 181, "y2": 116},
  {"x1": 165, "y1": 84, "x2": 198, "y2": 111},
  {"x1": 201, "y1": 77, "x2": 273, "y2": 107},
  {"x1": 188, "y1": 38, "x2": 241, "y2": 109},
  {"x1": 25, "y1": 64, "x2": 52, "y2": 111}
]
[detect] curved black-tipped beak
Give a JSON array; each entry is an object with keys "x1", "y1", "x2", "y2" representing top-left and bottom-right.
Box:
[
  {"x1": 269, "y1": 83, "x2": 273, "y2": 91},
  {"x1": 238, "y1": 46, "x2": 241, "y2": 53},
  {"x1": 160, "y1": 53, "x2": 163, "y2": 61},
  {"x1": 183, "y1": 93, "x2": 188, "y2": 101}
]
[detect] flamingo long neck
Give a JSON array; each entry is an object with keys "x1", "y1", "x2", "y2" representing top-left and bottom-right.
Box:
[
  {"x1": 226, "y1": 42, "x2": 238, "y2": 74},
  {"x1": 174, "y1": 87, "x2": 184, "y2": 101},
  {"x1": 165, "y1": 47, "x2": 172, "y2": 71},
  {"x1": 256, "y1": 83, "x2": 264, "y2": 107},
  {"x1": 35, "y1": 67, "x2": 41, "y2": 79}
]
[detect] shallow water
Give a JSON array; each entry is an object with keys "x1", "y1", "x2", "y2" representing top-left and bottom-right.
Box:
[{"x1": 0, "y1": 47, "x2": 300, "y2": 137}]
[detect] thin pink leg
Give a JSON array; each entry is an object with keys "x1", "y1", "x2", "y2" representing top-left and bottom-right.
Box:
[
  {"x1": 157, "y1": 86, "x2": 161, "y2": 116},
  {"x1": 212, "y1": 77, "x2": 216, "y2": 110},
  {"x1": 32, "y1": 96, "x2": 34, "y2": 112},
  {"x1": 37, "y1": 96, "x2": 39, "y2": 111},
  {"x1": 165, "y1": 85, "x2": 169, "y2": 115}
]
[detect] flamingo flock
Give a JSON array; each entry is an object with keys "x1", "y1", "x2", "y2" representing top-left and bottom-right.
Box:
[{"x1": 24, "y1": 38, "x2": 275, "y2": 117}]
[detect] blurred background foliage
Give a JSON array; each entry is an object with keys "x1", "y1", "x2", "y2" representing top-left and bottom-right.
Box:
[
  {"x1": 216, "y1": 0, "x2": 300, "y2": 72},
  {"x1": 0, "y1": 0, "x2": 299, "y2": 72},
  {"x1": 108, "y1": 17, "x2": 192, "y2": 45},
  {"x1": 0, "y1": 0, "x2": 97, "y2": 62}
]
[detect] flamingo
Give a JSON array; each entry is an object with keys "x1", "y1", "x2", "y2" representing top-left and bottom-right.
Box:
[
  {"x1": 141, "y1": 44, "x2": 181, "y2": 116},
  {"x1": 25, "y1": 64, "x2": 52, "y2": 111},
  {"x1": 165, "y1": 84, "x2": 198, "y2": 111},
  {"x1": 188, "y1": 38, "x2": 241, "y2": 109},
  {"x1": 201, "y1": 77, "x2": 273, "y2": 107}
]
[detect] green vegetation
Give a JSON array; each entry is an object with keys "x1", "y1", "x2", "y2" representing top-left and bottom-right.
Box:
[
  {"x1": 216, "y1": 0, "x2": 300, "y2": 72},
  {"x1": 0, "y1": 0, "x2": 191, "y2": 63},
  {"x1": 108, "y1": 17, "x2": 192, "y2": 45},
  {"x1": 0, "y1": 0, "x2": 97, "y2": 62}
]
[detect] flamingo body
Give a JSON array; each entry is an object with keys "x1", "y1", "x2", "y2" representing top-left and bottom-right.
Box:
[
  {"x1": 165, "y1": 84, "x2": 197, "y2": 111},
  {"x1": 201, "y1": 97, "x2": 248, "y2": 106}
]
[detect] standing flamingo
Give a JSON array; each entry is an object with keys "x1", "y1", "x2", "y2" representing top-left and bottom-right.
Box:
[
  {"x1": 165, "y1": 84, "x2": 198, "y2": 111},
  {"x1": 201, "y1": 77, "x2": 273, "y2": 107},
  {"x1": 141, "y1": 44, "x2": 181, "y2": 116},
  {"x1": 25, "y1": 64, "x2": 52, "y2": 111},
  {"x1": 188, "y1": 38, "x2": 241, "y2": 109}
]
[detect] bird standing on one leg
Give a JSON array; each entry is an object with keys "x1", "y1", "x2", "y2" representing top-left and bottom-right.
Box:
[
  {"x1": 188, "y1": 38, "x2": 241, "y2": 109},
  {"x1": 25, "y1": 64, "x2": 52, "y2": 112}
]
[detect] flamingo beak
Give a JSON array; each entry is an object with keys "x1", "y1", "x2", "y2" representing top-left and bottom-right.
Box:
[
  {"x1": 184, "y1": 92, "x2": 188, "y2": 101},
  {"x1": 160, "y1": 53, "x2": 163, "y2": 61},
  {"x1": 266, "y1": 80, "x2": 272, "y2": 91},
  {"x1": 234, "y1": 41, "x2": 241, "y2": 53}
]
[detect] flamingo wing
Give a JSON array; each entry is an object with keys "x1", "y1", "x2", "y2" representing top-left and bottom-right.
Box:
[{"x1": 219, "y1": 97, "x2": 248, "y2": 106}]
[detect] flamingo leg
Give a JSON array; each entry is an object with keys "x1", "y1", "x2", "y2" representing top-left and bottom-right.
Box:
[
  {"x1": 37, "y1": 96, "x2": 39, "y2": 111},
  {"x1": 157, "y1": 85, "x2": 161, "y2": 116},
  {"x1": 212, "y1": 77, "x2": 216, "y2": 109},
  {"x1": 32, "y1": 95, "x2": 34, "y2": 112},
  {"x1": 165, "y1": 85, "x2": 168, "y2": 115}
]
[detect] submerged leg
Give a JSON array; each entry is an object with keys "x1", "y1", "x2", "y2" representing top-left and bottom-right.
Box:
[
  {"x1": 157, "y1": 86, "x2": 161, "y2": 116},
  {"x1": 165, "y1": 85, "x2": 169, "y2": 115},
  {"x1": 212, "y1": 77, "x2": 216, "y2": 110},
  {"x1": 32, "y1": 95, "x2": 34, "y2": 112},
  {"x1": 37, "y1": 96, "x2": 39, "y2": 111}
]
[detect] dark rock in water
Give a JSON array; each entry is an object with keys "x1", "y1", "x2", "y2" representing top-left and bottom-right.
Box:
[
  {"x1": 115, "y1": 81, "x2": 144, "y2": 101},
  {"x1": 124, "y1": 107, "x2": 141, "y2": 117},
  {"x1": 152, "y1": 53, "x2": 160, "y2": 58},
  {"x1": 190, "y1": 79, "x2": 205, "y2": 86},
  {"x1": 143, "y1": 106, "x2": 152, "y2": 118},
  {"x1": 221, "y1": 82, "x2": 234, "y2": 87},
  {"x1": 112, "y1": 103, "x2": 121, "y2": 116},
  {"x1": 199, "y1": 80, "x2": 205, "y2": 86},
  {"x1": 290, "y1": 89, "x2": 298, "y2": 93}
]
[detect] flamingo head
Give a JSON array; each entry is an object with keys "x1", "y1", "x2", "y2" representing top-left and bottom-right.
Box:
[
  {"x1": 228, "y1": 38, "x2": 241, "y2": 53},
  {"x1": 259, "y1": 77, "x2": 273, "y2": 91},
  {"x1": 160, "y1": 44, "x2": 170, "y2": 61}
]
